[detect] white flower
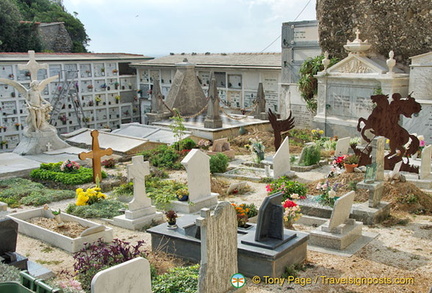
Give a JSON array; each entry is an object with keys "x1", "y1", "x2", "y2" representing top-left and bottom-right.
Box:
[
  {"x1": 291, "y1": 193, "x2": 299, "y2": 199},
  {"x1": 328, "y1": 189, "x2": 336, "y2": 198}
]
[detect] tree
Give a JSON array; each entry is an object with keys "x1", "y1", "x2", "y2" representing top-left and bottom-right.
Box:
[{"x1": 0, "y1": 0, "x2": 22, "y2": 52}]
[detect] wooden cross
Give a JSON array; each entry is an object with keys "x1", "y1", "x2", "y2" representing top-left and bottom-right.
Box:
[
  {"x1": 127, "y1": 155, "x2": 151, "y2": 211},
  {"x1": 78, "y1": 130, "x2": 113, "y2": 183},
  {"x1": 17, "y1": 50, "x2": 49, "y2": 82}
]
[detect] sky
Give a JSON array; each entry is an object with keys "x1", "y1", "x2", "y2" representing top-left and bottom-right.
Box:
[{"x1": 62, "y1": 0, "x2": 316, "y2": 57}]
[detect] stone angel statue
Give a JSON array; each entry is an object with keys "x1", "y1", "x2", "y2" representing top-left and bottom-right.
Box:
[{"x1": 0, "y1": 75, "x2": 58, "y2": 133}]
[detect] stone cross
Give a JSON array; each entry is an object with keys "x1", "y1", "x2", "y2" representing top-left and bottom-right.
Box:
[
  {"x1": 17, "y1": 50, "x2": 48, "y2": 81},
  {"x1": 46, "y1": 142, "x2": 52, "y2": 152},
  {"x1": 371, "y1": 136, "x2": 385, "y2": 181},
  {"x1": 78, "y1": 130, "x2": 113, "y2": 183},
  {"x1": 420, "y1": 145, "x2": 432, "y2": 180},
  {"x1": 127, "y1": 155, "x2": 151, "y2": 211},
  {"x1": 196, "y1": 202, "x2": 238, "y2": 293}
]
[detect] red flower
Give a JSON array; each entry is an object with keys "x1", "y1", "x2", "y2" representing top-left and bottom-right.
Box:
[{"x1": 283, "y1": 199, "x2": 297, "y2": 208}]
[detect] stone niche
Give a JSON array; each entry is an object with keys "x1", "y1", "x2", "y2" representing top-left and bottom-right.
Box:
[{"x1": 314, "y1": 31, "x2": 409, "y2": 138}]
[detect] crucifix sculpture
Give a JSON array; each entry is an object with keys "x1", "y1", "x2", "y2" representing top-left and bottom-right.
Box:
[{"x1": 78, "y1": 130, "x2": 113, "y2": 183}]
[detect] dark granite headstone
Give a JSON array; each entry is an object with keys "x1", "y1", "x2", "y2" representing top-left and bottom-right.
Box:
[
  {"x1": 241, "y1": 192, "x2": 297, "y2": 249},
  {"x1": 0, "y1": 218, "x2": 28, "y2": 270},
  {"x1": 0, "y1": 218, "x2": 18, "y2": 255},
  {"x1": 255, "y1": 192, "x2": 284, "y2": 241}
]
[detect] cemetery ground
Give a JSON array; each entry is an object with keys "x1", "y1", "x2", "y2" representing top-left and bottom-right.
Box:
[{"x1": 2, "y1": 131, "x2": 432, "y2": 292}]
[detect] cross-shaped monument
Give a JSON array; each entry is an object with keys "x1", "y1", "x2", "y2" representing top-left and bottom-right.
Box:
[
  {"x1": 78, "y1": 130, "x2": 113, "y2": 183},
  {"x1": 127, "y1": 156, "x2": 151, "y2": 211},
  {"x1": 18, "y1": 50, "x2": 49, "y2": 81}
]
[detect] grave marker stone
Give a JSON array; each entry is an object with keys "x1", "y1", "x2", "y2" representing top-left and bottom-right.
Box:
[
  {"x1": 420, "y1": 145, "x2": 432, "y2": 179},
  {"x1": 0, "y1": 218, "x2": 28, "y2": 270},
  {"x1": 208, "y1": 138, "x2": 235, "y2": 158},
  {"x1": 91, "y1": 257, "x2": 152, "y2": 293},
  {"x1": 334, "y1": 137, "x2": 351, "y2": 157},
  {"x1": 204, "y1": 75, "x2": 223, "y2": 128},
  {"x1": 113, "y1": 155, "x2": 162, "y2": 230},
  {"x1": 273, "y1": 137, "x2": 293, "y2": 178},
  {"x1": 196, "y1": 202, "x2": 238, "y2": 293},
  {"x1": 371, "y1": 136, "x2": 385, "y2": 181},
  {"x1": 310, "y1": 191, "x2": 363, "y2": 250},
  {"x1": 78, "y1": 130, "x2": 113, "y2": 183},
  {"x1": 127, "y1": 156, "x2": 151, "y2": 211},
  {"x1": 241, "y1": 192, "x2": 296, "y2": 249}
]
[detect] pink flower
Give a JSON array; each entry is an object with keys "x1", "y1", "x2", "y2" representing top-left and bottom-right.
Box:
[
  {"x1": 265, "y1": 185, "x2": 273, "y2": 192},
  {"x1": 420, "y1": 140, "x2": 426, "y2": 147}
]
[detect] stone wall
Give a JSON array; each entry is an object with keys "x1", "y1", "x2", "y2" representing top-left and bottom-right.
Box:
[
  {"x1": 37, "y1": 23, "x2": 73, "y2": 53},
  {"x1": 317, "y1": 0, "x2": 432, "y2": 69}
]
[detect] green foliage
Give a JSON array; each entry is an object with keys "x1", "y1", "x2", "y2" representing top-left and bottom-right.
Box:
[
  {"x1": 397, "y1": 194, "x2": 418, "y2": 204},
  {"x1": 282, "y1": 263, "x2": 306, "y2": 279},
  {"x1": 242, "y1": 203, "x2": 258, "y2": 218},
  {"x1": 173, "y1": 138, "x2": 197, "y2": 151},
  {"x1": 112, "y1": 182, "x2": 134, "y2": 197},
  {"x1": 209, "y1": 153, "x2": 229, "y2": 174},
  {"x1": 169, "y1": 109, "x2": 187, "y2": 144},
  {"x1": 0, "y1": 263, "x2": 21, "y2": 283},
  {"x1": 146, "y1": 178, "x2": 187, "y2": 210},
  {"x1": 298, "y1": 55, "x2": 339, "y2": 113},
  {"x1": 139, "y1": 145, "x2": 182, "y2": 170},
  {"x1": 0, "y1": 178, "x2": 75, "y2": 207},
  {"x1": 2, "y1": 0, "x2": 89, "y2": 52},
  {"x1": 30, "y1": 162, "x2": 106, "y2": 185},
  {"x1": 152, "y1": 264, "x2": 199, "y2": 293},
  {"x1": 299, "y1": 144, "x2": 321, "y2": 166},
  {"x1": 66, "y1": 200, "x2": 126, "y2": 218},
  {"x1": 288, "y1": 129, "x2": 314, "y2": 147},
  {"x1": 267, "y1": 177, "x2": 307, "y2": 201}
]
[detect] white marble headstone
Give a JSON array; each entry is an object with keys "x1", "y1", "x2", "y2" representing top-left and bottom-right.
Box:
[
  {"x1": 420, "y1": 145, "x2": 432, "y2": 179},
  {"x1": 273, "y1": 137, "x2": 291, "y2": 178},
  {"x1": 334, "y1": 137, "x2": 351, "y2": 157},
  {"x1": 181, "y1": 149, "x2": 211, "y2": 202},
  {"x1": 327, "y1": 191, "x2": 355, "y2": 230},
  {"x1": 91, "y1": 257, "x2": 152, "y2": 293}
]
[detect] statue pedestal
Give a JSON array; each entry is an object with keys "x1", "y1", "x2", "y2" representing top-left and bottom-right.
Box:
[{"x1": 13, "y1": 130, "x2": 69, "y2": 155}]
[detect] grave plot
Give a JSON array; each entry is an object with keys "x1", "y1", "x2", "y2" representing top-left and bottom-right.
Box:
[{"x1": 8, "y1": 207, "x2": 113, "y2": 253}]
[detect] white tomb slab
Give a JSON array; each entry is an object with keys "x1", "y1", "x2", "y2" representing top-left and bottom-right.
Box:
[{"x1": 420, "y1": 145, "x2": 432, "y2": 180}]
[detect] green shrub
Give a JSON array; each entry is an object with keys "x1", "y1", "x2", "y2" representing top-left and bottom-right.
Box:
[
  {"x1": 146, "y1": 178, "x2": 187, "y2": 210},
  {"x1": 139, "y1": 145, "x2": 182, "y2": 170},
  {"x1": 66, "y1": 200, "x2": 126, "y2": 218},
  {"x1": 152, "y1": 264, "x2": 199, "y2": 293},
  {"x1": 267, "y1": 177, "x2": 307, "y2": 201},
  {"x1": 299, "y1": 144, "x2": 321, "y2": 166},
  {"x1": 173, "y1": 138, "x2": 197, "y2": 151},
  {"x1": 0, "y1": 263, "x2": 20, "y2": 283},
  {"x1": 209, "y1": 153, "x2": 229, "y2": 174},
  {"x1": 112, "y1": 182, "x2": 134, "y2": 197},
  {"x1": 0, "y1": 178, "x2": 75, "y2": 207},
  {"x1": 30, "y1": 162, "x2": 107, "y2": 185}
]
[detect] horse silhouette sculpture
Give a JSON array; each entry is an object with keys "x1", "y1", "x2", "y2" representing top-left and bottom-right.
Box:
[{"x1": 356, "y1": 93, "x2": 421, "y2": 172}]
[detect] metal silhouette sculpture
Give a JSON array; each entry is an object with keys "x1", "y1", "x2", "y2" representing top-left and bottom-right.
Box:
[
  {"x1": 356, "y1": 93, "x2": 421, "y2": 172},
  {"x1": 268, "y1": 108, "x2": 295, "y2": 151}
]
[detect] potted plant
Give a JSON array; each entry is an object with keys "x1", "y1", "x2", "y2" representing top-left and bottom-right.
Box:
[
  {"x1": 175, "y1": 188, "x2": 189, "y2": 201},
  {"x1": 164, "y1": 210, "x2": 178, "y2": 229},
  {"x1": 343, "y1": 155, "x2": 359, "y2": 173}
]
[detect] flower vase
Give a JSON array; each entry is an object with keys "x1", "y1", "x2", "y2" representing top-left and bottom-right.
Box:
[
  {"x1": 284, "y1": 221, "x2": 296, "y2": 230},
  {"x1": 177, "y1": 195, "x2": 188, "y2": 201},
  {"x1": 54, "y1": 215, "x2": 65, "y2": 227},
  {"x1": 255, "y1": 151, "x2": 264, "y2": 163},
  {"x1": 344, "y1": 163, "x2": 358, "y2": 173},
  {"x1": 167, "y1": 220, "x2": 177, "y2": 230}
]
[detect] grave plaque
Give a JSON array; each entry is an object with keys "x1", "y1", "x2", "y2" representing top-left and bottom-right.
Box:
[
  {"x1": 0, "y1": 218, "x2": 18, "y2": 255},
  {"x1": 364, "y1": 163, "x2": 377, "y2": 183}
]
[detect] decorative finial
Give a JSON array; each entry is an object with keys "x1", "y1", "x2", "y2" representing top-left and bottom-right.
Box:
[
  {"x1": 322, "y1": 51, "x2": 331, "y2": 72},
  {"x1": 344, "y1": 28, "x2": 371, "y2": 55},
  {"x1": 386, "y1": 50, "x2": 396, "y2": 75},
  {"x1": 354, "y1": 29, "x2": 361, "y2": 41}
]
